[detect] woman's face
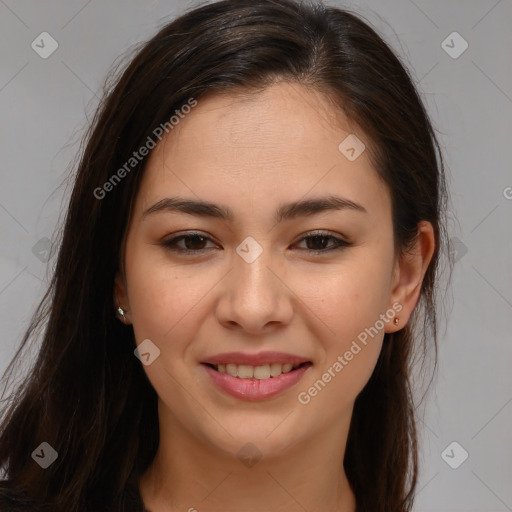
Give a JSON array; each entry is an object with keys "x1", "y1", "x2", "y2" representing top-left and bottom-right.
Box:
[{"x1": 116, "y1": 82, "x2": 405, "y2": 458}]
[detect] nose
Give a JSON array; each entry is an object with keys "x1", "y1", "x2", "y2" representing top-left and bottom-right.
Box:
[{"x1": 215, "y1": 246, "x2": 294, "y2": 335}]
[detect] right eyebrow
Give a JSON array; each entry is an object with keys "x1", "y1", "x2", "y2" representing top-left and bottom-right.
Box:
[{"x1": 141, "y1": 195, "x2": 367, "y2": 222}]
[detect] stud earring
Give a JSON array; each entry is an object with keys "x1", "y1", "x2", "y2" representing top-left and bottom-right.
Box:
[
  {"x1": 117, "y1": 306, "x2": 127, "y2": 323},
  {"x1": 394, "y1": 317, "x2": 399, "y2": 326}
]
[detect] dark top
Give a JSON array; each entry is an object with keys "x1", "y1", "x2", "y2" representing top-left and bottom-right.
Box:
[{"x1": 0, "y1": 479, "x2": 152, "y2": 511}]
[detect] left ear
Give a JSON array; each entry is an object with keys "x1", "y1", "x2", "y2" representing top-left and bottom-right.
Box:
[{"x1": 385, "y1": 221, "x2": 436, "y2": 332}]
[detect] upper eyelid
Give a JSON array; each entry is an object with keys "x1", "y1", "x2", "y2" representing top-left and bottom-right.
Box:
[
  {"x1": 162, "y1": 230, "x2": 351, "y2": 248},
  {"x1": 163, "y1": 229, "x2": 347, "y2": 239}
]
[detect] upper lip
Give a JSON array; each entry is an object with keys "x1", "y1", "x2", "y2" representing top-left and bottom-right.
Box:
[{"x1": 201, "y1": 351, "x2": 311, "y2": 366}]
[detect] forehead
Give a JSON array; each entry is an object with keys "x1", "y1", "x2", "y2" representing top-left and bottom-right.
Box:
[
  {"x1": 135, "y1": 82, "x2": 390, "y2": 219},
  {"x1": 156, "y1": 82, "x2": 352, "y2": 161}
]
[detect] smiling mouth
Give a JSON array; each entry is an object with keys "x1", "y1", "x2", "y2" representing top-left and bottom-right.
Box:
[{"x1": 203, "y1": 361, "x2": 312, "y2": 380}]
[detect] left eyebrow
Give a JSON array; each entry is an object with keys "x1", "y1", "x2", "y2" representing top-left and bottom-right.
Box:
[{"x1": 141, "y1": 195, "x2": 367, "y2": 222}]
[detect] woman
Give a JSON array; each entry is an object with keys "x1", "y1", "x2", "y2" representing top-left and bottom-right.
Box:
[{"x1": 0, "y1": 0, "x2": 449, "y2": 510}]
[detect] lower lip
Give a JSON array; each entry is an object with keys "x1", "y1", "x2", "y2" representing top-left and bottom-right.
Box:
[{"x1": 201, "y1": 363, "x2": 312, "y2": 400}]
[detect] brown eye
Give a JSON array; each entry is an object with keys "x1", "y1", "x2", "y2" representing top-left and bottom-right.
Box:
[
  {"x1": 162, "y1": 233, "x2": 218, "y2": 254},
  {"x1": 293, "y1": 231, "x2": 351, "y2": 254},
  {"x1": 161, "y1": 230, "x2": 351, "y2": 256}
]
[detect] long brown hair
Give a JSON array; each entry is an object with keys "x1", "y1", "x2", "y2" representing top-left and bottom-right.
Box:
[{"x1": 0, "y1": 1, "x2": 449, "y2": 510}]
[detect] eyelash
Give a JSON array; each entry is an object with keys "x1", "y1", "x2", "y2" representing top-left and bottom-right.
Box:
[{"x1": 161, "y1": 230, "x2": 352, "y2": 255}]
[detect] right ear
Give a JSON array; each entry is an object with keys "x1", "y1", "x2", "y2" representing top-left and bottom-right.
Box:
[{"x1": 114, "y1": 271, "x2": 131, "y2": 324}]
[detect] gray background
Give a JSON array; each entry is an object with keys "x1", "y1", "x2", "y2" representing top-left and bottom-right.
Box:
[{"x1": 1, "y1": 1, "x2": 511, "y2": 510}]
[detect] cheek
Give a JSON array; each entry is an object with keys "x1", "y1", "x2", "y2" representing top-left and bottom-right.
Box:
[
  {"x1": 125, "y1": 241, "x2": 211, "y2": 349},
  {"x1": 296, "y1": 254, "x2": 393, "y2": 343},
  {"x1": 297, "y1": 336, "x2": 383, "y2": 420},
  {"x1": 293, "y1": 254, "x2": 392, "y2": 408},
  {"x1": 296, "y1": 276, "x2": 387, "y2": 417},
  {"x1": 125, "y1": 247, "x2": 215, "y2": 403}
]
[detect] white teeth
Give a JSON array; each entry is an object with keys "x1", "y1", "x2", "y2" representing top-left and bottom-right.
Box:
[
  {"x1": 237, "y1": 365, "x2": 254, "y2": 379},
  {"x1": 226, "y1": 364, "x2": 238, "y2": 377},
  {"x1": 253, "y1": 364, "x2": 271, "y2": 380},
  {"x1": 215, "y1": 362, "x2": 301, "y2": 379},
  {"x1": 269, "y1": 362, "x2": 282, "y2": 377}
]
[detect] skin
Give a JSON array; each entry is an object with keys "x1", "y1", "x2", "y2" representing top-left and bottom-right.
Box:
[{"x1": 114, "y1": 81, "x2": 435, "y2": 512}]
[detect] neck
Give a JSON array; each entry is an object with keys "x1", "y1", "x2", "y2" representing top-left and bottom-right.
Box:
[{"x1": 139, "y1": 401, "x2": 357, "y2": 512}]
